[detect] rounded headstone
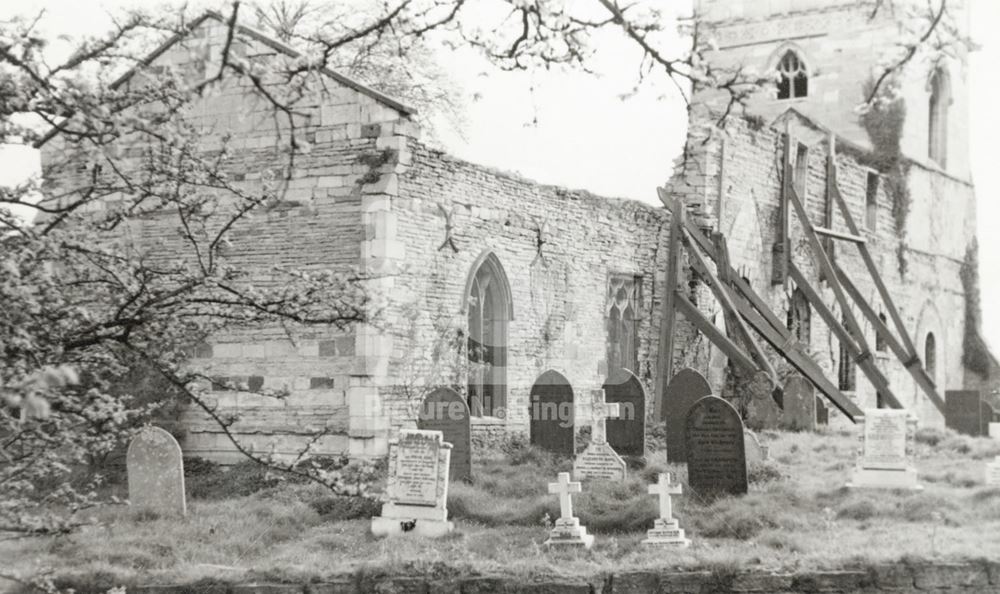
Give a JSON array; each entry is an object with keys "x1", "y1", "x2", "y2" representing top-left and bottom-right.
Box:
[
  {"x1": 126, "y1": 426, "x2": 186, "y2": 516},
  {"x1": 684, "y1": 396, "x2": 748, "y2": 497},
  {"x1": 417, "y1": 388, "x2": 472, "y2": 481},
  {"x1": 604, "y1": 369, "x2": 646, "y2": 457},
  {"x1": 530, "y1": 370, "x2": 575, "y2": 456},
  {"x1": 781, "y1": 375, "x2": 816, "y2": 432},
  {"x1": 662, "y1": 368, "x2": 713, "y2": 463}
]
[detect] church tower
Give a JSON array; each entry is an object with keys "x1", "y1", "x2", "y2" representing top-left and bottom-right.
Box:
[{"x1": 694, "y1": 0, "x2": 972, "y2": 180}]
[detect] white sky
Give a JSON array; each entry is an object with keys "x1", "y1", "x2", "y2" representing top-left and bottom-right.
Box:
[{"x1": 1, "y1": 0, "x2": 998, "y2": 354}]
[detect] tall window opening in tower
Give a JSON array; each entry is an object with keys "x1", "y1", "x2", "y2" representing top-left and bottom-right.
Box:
[{"x1": 777, "y1": 50, "x2": 808, "y2": 100}]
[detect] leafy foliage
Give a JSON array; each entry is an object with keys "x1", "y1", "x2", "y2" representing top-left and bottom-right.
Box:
[{"x1": 959, "y1": 239, "x2": 993, "y2": 377}]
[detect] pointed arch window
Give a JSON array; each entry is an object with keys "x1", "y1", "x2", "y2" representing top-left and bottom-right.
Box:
[
  {"x1": 928, "y1": 67, "x2": 951, "y2": 167},
  {"x1": 924, "y1": 332, "x2": 937, "y2": 381},
  {"x1": 777, "y1": 50, "x2": 808, "y2": 100},
  {"x1": 786, "y1": 288, "x2": 811, "y2": 345},
  {"x1": 607, "y1": 275, "x2": 641, "y2": 374},
  {"x1": 466, "y1": 253, "x2": 511, "y2": 417}
]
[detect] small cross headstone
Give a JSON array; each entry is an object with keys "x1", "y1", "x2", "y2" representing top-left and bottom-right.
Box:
[
  {"x1": 685, "y1": 395, "x2": 748, "y2": 497},
  {"x1": 573, "y1": 390, "x2": 627, "y2": 482},
  {"x1": 846, "y1": 409, "x2": 922, "y2": 490},
  {"x1": 662, "y1": 368, "x2": 713, "y2": 463},
  {"x1": 371, "y1": 429, "x2": 454, "y2": 537},
  {"x1": 126, "y1": 426, "x2": 187, "y2": 516},
  {"x1": 642, "y1": 472, "x2": 690, "y2": 548},
  {"x1": 985, "y1": 456, "x2": 1000, "y2": 487},
  {"x1": 544, "y1": 472, "x2": 594, "y2": 548}
]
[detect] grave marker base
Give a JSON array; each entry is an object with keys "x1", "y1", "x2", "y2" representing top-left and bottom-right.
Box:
[
  {"x1": 642, "y1": 518, "x2": 691, "y2": 548},
  {"x1": 544, "y1": 518, "x2": 594, "y2": 549},
  {"x1": 371, "y1": 514, "x2": 454, "y2": 538},
  {"x1": 846, "y1": 466, "x2": 922, "y2": 490}
]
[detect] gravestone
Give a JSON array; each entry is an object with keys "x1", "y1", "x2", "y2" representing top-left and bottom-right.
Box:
[
  {"x1": 991, "y1": 423, "x2": 1000, "y2": 441},
  {"x1": 781, "y1": 375, "x2": 816, "y2": 431},
  {"x1": 986, "y1": 457, "x2": 1000, "y2": 487},
  {"x1": 417, "y1": 387, "x2": 472, "y2": 481},
  {"x1": 744, "y1": 430, "x2": 769, "y2": 464},
  {"x1": 642, "y1": 472, "x2": 691, "y2": 548},
  {"x1": 816, "y1": 397, "x2": 829, "y2": 425},
  {"x1": 573, "y1": 390, "x2": 627, "y2": 482},
  {"x1": 945, "y1": 390, "x2": 983, "y2": 436},
  {"x1": 530, "y1": 370, "x2": 575, "y2": 456},
  {"x1": 745, "y1": 370, "x2": 781, "y2": 431},
  {"x1": 126, "y1": 426, "x2": 187, "y2": 516},
  {"x1": 846, "y1": 409, "x2": 922, "y2": 490},
  {"x1": 663, "y1": 368, "x2": 713, "y2": 463},
  {"x1": 371, "y1": 429, "x2": 454, "y2": 537},
  {"x1": 604, "y1": 369, "x2": 646, "y2": 457},
  {"x1": 684, "y1": 396, "x2": 748, "y2": 497},
  {"x1": 544, "y1": 472, "x2": 594, "y2": 548}
]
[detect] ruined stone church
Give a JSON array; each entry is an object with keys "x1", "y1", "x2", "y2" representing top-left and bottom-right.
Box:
[{"x1": 40, "y1": 0, "x2": 996, "y2": 460}]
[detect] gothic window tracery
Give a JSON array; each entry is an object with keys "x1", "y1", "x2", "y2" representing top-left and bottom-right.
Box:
[
  {"x1": 777, "y1": 50, "x2": 808, "y2": 100},
  {"x1": 606, "y1": 275, "x2": 641, "y2": 375}
]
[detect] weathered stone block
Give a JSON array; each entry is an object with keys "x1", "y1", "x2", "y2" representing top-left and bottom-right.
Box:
[{"x1": 912, "y1": 563, "x2": 989, "y2": 590}]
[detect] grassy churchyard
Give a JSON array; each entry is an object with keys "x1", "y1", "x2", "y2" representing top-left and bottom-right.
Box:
[{"x1": 4, "y1": 427, "x2": 1000, "y2": 590}]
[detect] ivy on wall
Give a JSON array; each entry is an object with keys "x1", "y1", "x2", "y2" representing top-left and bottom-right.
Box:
[
  {"x1": 960, "y1": 239, "x2": 992, "y2": 377},
  {"x1": 857, "y1": 76, "x2": 912, "y2": 276}
]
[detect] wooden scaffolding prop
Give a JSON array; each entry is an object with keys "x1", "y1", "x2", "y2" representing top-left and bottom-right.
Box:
[{"x1": 654, "y1": 129, "x2": 946, "y2": 424}]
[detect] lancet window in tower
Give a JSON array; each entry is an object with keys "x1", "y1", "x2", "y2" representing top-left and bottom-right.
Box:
[{"x1": 777, "y1": 50, "x2": 808, "y2": 100}]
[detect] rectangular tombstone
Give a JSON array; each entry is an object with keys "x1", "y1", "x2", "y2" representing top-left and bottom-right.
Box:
[
  {"x1": 371, "y1": 429, "x2": 453, "y2": 537},
  {"x1": 945, "y1": 390, "x2": 984, "y2": 436},
  {"x1": 847, "y1": 409, "x2": 921, "y2": 490},
  {"x1": 684, "y1": 396, "x2": 748, "y2": 497},
  {"x1": 986, "y1": 457, "x2": 1000, "y2": 487},
  {"x1": 991, "y1": 423, "x2": 1000, "y2": 441},
  {"x1": 126, "y1": 426, "x2": 187, "y2": 516}
]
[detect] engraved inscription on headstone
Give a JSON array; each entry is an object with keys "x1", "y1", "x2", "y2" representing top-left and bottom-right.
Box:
[
  {"x1": 862, "y1": 411, "x2": 909, "y2": 470},
  {"x1": 684, "y1": 395, "x2": 748, "y2": 497},
  {"x1": 126, "y1": 426, "x2": 187, "y2": 516},
  {"x1": 663, "y1": 368, "x2": 713, "y2": 463},
  {"x1": 372, "y1": 429, "x2": 454, "y2": 537},
  {"x1": 393, "y1": 433, "x2": 440, "y2": 506},
  {"x1": 573, "y1": 389, "x2": 626, "y2": 481}
]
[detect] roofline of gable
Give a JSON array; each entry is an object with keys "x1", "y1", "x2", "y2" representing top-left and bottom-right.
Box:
[{"x1": 34, "y1": 10, "x2": 416, "y2": 148}]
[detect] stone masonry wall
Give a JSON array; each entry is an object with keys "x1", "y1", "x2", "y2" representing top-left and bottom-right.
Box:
[
  {"x1": 37, "y1": 15, "x2": 412, "y2": 461},
  {"x1": 666, "y1": 109, "x2": 975, "y2": 427},
  {"x1": 384, "y1": 141, "x2": 699, "y2": 442}
]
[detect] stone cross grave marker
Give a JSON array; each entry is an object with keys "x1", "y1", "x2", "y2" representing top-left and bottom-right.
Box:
[
  {"x1": 684, "y1": 395, "x2": 748, "y2": 497},
  {"x1": 371, "y1": 429, "x2": 454, "y2": 537},
  {"x1": 642, "y1": 472, "x2": 691, "y2": 548},
  {"x1": 604, "y1": 369, "x2": 646, "y2": 457},
  {"x1": 781, "y1": 375, "x2": 816, "y2": 431},
  {"x1": 663, "y1": 367, "x2": 713, "y2": 463},
  {"x1": 544, "y1": 472, "x2": 594, "y2": 548},
  {"x1": 846, "y1": 409, "x2": 922, "y2": 490},
  {"x1": 417, "y1": 387, "x2": 472, "y2": 482},
  {"x1": 126, "y1": 426, "x2": 187, "y2": 516},
  {"x1": 573, "y1": 389, "x2": 627, "y2": 482},
  {"x1": 986, "y1": 456, "x2": 1000, "y2": 487}
]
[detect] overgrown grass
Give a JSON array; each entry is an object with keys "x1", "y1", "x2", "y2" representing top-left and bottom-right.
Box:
[{"x1": 5, "y1": 427, "x2": 1000, "y2": 591}]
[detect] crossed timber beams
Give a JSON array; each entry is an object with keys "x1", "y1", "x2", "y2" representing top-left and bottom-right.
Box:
[
  {"x1": 656, "y1": 190, "x2": 863, "y2": 422},
  {"x1": 654, "y1": 129, "x2": 946, "y2": 424}
]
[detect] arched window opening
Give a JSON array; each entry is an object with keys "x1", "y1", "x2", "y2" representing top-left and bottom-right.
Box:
[
  {"x1": 607, "y1": 275, "x2": 641, "y2": 375},
  {"x1": 838, "y1": 316, "x2": 856, "y2": 392},
  {"x1": 875, "y1": 312, "x2": 888, "y2": 352},
  {"x1": 777, "y1": 50, "x2": 808, "y2": 100},
  {"x1": 928, "y1": 67, "x2": 951, "y2": 167},
  {"x1": 467, "y1": 254, "x2": 510, "y2": 417},
  {"x1": 786, "y1": 288, "x2": 811, "y2": 345},
  {"x1": 924, "y1": 332, "x2": 937, "y2": 381}
]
